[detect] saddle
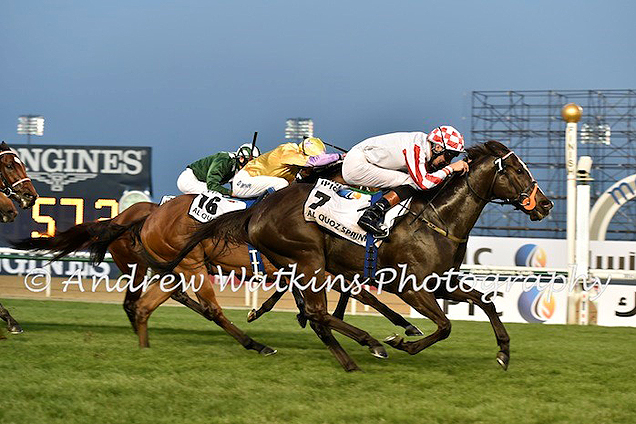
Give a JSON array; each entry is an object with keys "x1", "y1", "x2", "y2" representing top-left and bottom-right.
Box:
[
  {"x1": 160, "y1": 191, "x2": 267, "y2": 223},
  {"x1": 303, "y1": 179, "x2": 410, "y2": 247}
]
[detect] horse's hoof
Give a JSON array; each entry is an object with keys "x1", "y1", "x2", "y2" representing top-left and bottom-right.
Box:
[
  {"x1": 404, "y1": 324, "x2": 423, "y2": 336},
  {"x1": 496, "y1": 351, "x2": 509, "y2": 371},
  {"x1": 247, "y1": 309, "x2": 257, "y2": 322},
  {"x1": 344, "y1": 363, "x2": 362, "y2": 372},
  {"x1": 8, "y1": 324, "x2": 23, "y2": 334},
  {"x1": 296, "y1": 313, "x2": 307, "y2": 329},
  {"x1": 369, "y1": 345, "x2": 388, "y2": 359},
  {"x1": 259, "y1": 346, "x2": 277, "y2": 356},
  {"x1": 384, "y1": 334, "x2": 403, "y2": 348}
]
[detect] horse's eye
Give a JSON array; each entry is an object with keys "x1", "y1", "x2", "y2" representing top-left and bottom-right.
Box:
[{"x1": 516, "y1": 168, "x2": 523, "y2": 174}]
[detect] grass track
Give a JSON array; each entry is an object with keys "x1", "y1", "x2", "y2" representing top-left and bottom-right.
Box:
[{"x1": 1, "y1": 299, "x2": 635, "y2": 424}]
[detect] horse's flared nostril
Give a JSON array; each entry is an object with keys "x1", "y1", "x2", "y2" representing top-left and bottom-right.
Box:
[{"x1": 540, "y1": 200, "x2": 553, "y2": 210}]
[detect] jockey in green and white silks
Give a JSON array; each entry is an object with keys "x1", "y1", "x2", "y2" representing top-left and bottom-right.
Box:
[{"x1": 177, "y1": 143, "x2": 260, "y2": 195}]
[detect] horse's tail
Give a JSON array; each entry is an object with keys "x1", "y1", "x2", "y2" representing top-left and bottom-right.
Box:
[
  {"x1": 10, "y1": 218, "x2": 145, "y2": 266},
  {"x1": 146, "y1": 207, "x2": 255, "y2": 274}
]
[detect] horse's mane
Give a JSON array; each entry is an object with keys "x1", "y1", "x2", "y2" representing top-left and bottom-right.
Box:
[
  {"x1": 412, "y1": 140, "x2": 511, "y2": 203},
  {"x1": 465, "y1": 140, "x2": 510, "y2": 161}
]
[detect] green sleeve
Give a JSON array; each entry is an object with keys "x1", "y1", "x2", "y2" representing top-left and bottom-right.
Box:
[{"x1": 205, "y1": 155, "x2": 234, "y2": 195}]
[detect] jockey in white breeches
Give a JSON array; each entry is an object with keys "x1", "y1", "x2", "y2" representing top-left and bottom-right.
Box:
[{"x1": 342, "y1": 126, "x2": 469, "y2": 238}]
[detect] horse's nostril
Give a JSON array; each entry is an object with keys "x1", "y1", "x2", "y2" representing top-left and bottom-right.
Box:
[{"x1": 540, "y1": 200, "x2": 553, "y2": 210}]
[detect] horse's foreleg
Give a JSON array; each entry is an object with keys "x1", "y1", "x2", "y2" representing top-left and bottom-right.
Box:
[
  {"x1": 0, "y1": 302, "x2": 22, "y2": 334},
  {"x1": 442, "y1": 289, "x2": 510, "y2": 370},
  {"x1": 384, "y1": 290, "x2": 451, "y2": 355}
]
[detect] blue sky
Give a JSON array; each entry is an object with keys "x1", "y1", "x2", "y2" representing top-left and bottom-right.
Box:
[{"x1": 1, "y1": 1, "x2": 635, "y2": 198}]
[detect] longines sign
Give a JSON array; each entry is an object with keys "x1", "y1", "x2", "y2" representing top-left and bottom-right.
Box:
[
  {"x1": 15, "y1": 146, "x2": 149, "y2": 192},
  {"x1": 0, "y1": 144, "x2": 152, "y2": 254}
]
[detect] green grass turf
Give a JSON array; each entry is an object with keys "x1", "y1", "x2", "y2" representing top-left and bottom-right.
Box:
[{"x1": 1, "y1": 299, "x2": 635, "y2": 424}]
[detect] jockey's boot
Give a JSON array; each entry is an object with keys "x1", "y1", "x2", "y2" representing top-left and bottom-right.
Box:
[{"x1": 358, "y1": 197, "x2": 391, "y2": 239}]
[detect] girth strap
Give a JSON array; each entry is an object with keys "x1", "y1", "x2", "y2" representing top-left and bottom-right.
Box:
[{"x1": 419, "y1": 216, "x2": 468, "y2": 243}]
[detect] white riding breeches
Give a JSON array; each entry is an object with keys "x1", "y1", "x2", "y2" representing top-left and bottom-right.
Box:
[
  {"x1": 342, "y1": 148, "x2": 413, "y2": 189},
  {"x1": 177, "y1": 168, "x2": 208, "y2": 194},
  {"x1": 231, "y1": 169, "x2": 290, "y2": 198}
]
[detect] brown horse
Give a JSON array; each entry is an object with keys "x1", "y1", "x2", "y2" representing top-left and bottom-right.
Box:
[
  {"x1": 0, "y1": 142, "x2": 38, "y2": 209},
  {"x1": 0, "y1": 141, "x2": 39, "y2": 335},
  {"x1": 0, "y1": 192, "x2": 18, "y2": 223},
  {"x1": 152, "y1": 141, "x2": 554, "y2": 371}
]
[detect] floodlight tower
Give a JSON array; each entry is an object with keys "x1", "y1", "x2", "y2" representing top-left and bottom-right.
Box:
[
  {"x1": 17, "y1": 115, "x2": 45, "y2": 144},
  {"x1": 285, "y1": 118, "x2": 313, "y2": 142}
]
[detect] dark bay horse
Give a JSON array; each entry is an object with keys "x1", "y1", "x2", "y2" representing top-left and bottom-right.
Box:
[
  {"x1": 0, "y1": 141, "x2": 39, "y2": 335},
  {"x1": 153, "y1": 141, "x2": 553, "y2": 371}
]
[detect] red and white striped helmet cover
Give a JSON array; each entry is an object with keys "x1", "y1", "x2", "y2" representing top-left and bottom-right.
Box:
[{"x1": 426, "y1": 126, "x2": 465, "y2": 152}]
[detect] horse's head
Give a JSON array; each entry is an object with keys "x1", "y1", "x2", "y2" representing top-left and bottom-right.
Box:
[
  {"x1": 0, "y1": 142, "x2": 38, "y2": 209},
  {"x1": 466, "y1": 141, "x2": 553, "y2": 221}
]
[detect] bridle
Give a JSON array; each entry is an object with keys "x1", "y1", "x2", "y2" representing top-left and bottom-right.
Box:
[
  {"x1": 465, "y1": 150, "x2": 539, "y2": 212},
  {"x1": 406, "y1": 149, "x2": 539, "y2": 243},
  {"x1": 0, "y1": 150, "x2": 32, "y2": 197}
]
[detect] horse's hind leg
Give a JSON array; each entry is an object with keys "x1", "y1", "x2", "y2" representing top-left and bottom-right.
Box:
[
  {"x1": 291, "y1": 286, "x2": 307, "y2": 328},
  {"x1": 294, "y1": 263, "x2": 387, "y2": 362},
  {"x1": 332, "y1": 292, "x2": 349, "y2": 320},
  {"x1": 247, "y1": 288, "x2": 285, "y2": 323},
  {"x1": 384, "y1": 290, "x2": 451, "y2": 355},
  {"x1": 109, "y1": 241, "x2": 148, "y2": 332},
  {"x1": 191, "y1": 267, "x2": 276, "y2": 356},
  {"x1": 246, "y1": 281, "x2": 307, "y2": 328},
  {"x1": 134, "y1": 283, "x2": 175, "y2": 348},
  {"x1": 309, "y1": 321, "x2": 360, "y2": 372},
  {"x1": 0, "y1": 302, "x2": 22, "y2": 334},
  {"x1": 442, "y1": 288, "x2": 510, "y2": 370},
  {"x1": 170, "y1": 289, "x2": 211, "y2": 320}
]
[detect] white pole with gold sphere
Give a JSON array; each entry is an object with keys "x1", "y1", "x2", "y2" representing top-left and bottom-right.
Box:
[
  {"x1": 561, "y1": 104, "x2": 582, "y2": 268},
  {"x1": 562, "y1": 103, "x2": 582, "y2": 325}
]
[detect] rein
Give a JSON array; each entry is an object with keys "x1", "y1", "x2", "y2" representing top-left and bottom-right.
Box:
[
  {"x1": 465, "y1": 151, "x2": 539, "y2": 211},
  {"x1": 405, "y1": 150, "x2": 538, "y2": 243}
]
